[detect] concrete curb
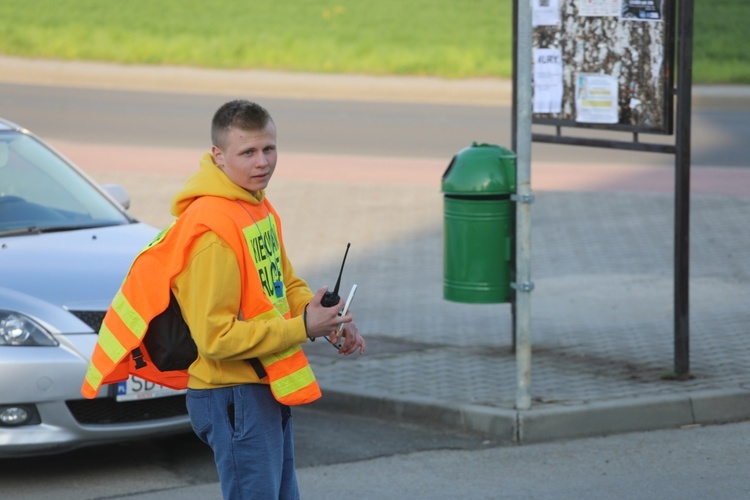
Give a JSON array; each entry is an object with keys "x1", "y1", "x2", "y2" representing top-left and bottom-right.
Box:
[
  {"x1": 312, "y1": 388, "x2": 518, "y2": 445},
  {"x1": 314, "y1": 386, "x2": 750, "y2": 445}
]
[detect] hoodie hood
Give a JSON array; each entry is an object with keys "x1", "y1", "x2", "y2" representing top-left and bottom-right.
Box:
[{"x1": 171, "y1": 153, "x2": 265, "y2": 217}]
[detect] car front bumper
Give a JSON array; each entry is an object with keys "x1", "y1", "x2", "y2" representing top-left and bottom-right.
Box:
[{"x1": 0, "y1": 333, "x2": 191, "y2": 457}]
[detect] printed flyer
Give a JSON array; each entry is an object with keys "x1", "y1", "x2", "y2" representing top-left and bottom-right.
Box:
[
  {"x1": 532, "y1": 0, "x2": 561, "y2": 27},
  {"x1": 575, "y1": 73, "x2": 619, "y2": 124},
  {"x1": 533, "y1": 48, "x2": 564, "y2": 114}
]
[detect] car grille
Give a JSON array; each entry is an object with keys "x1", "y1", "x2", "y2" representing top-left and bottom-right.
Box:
[
  {"x1": 66, "y1": 395, "x2": 188, "y2": 424},
  {"x1": 69, "y1": 310, "x2": 106, "y2": 332}
]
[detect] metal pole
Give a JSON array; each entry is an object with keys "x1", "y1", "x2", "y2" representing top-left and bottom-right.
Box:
[
  {"x1": 674, "y1": 0, "x2": 694, "y2": 378},
  {"x1": 510, "y1": 0, "x2": 519, "y2": 354},
  {"x1": 515, "y1": 0, "x2": 533, "y2": 411}
]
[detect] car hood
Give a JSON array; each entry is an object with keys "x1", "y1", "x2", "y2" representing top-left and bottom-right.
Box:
[{"x1": 0, "y1": 222, "x2": 158, "y2": 314}]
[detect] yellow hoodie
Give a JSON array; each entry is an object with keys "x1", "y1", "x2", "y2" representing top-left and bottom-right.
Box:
[{"x1": 171, "y1": 153, "x2": 313, "y2": 389}]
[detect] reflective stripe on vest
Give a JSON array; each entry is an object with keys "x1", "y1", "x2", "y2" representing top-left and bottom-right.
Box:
[
  {"x1": 81, "y1": 196, "x2": 321, "y2": 406},
  {"x1": 262, "y1": 346, "x2": 318, "y2": 401}
]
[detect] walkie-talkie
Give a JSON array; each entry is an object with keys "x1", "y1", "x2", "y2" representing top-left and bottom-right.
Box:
[{"x1": 321, "y1": 243, "x2": 350, "y2": 307}]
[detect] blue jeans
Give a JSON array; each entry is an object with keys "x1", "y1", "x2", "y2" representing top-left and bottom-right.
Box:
[{"x1": 186, "y1": 384, "x2": 299, "y2": 500}]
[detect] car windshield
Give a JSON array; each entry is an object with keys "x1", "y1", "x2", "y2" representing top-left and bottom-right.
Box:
[{"x1": 0, "y1": 131, "x2": 131, "y2": 234}]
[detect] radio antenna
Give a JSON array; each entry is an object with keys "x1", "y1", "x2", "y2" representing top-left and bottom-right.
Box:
[{"x1": 332, "y1": 243, "x2": 351, "y2": 295}]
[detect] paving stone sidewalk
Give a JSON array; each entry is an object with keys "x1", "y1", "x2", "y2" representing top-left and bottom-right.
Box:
[{"x1": 287, "y1": 184, "x2": 750, "y2": 444}]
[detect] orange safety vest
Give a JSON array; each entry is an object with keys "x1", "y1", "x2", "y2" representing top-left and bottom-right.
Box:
[{"x1": 80, "y1": 196, "x2": 321, "y2": 406}]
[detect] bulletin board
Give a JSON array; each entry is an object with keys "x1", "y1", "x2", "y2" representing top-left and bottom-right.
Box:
[{"x1": 531, "y1": 0, "x2": 676, "y2": 135}]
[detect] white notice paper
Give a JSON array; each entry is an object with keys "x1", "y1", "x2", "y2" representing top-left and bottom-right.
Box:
[
  {"x1": 532, "y1": 0, "x2": 561, "y2": 27},
  {"x1": 578, "y1": 0, "x2": 622, "y2": 17},
  {"x1": 533, "y1": 48, "x2": 563, "y2": 114},
  {"x1": 575, "y1": 73, "x2": 619, "y2": 124}
]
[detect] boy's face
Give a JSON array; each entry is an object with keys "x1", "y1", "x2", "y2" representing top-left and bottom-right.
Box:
[{"x1": 212, "y1": 122, "x2": 277, "y2": 196}]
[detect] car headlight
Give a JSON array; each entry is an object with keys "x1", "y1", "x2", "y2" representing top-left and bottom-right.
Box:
[{"x1": 0, "y1": 311, "x2": 58, "y2": 346}]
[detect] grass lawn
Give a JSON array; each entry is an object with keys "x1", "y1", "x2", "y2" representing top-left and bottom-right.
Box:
[{"x1": 0, "y1": 0, "x2": 745, "y2": 83}]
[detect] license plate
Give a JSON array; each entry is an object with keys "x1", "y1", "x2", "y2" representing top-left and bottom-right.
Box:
[{"x1": 115, "y1": 375, "x2": 187, "y2": 402}]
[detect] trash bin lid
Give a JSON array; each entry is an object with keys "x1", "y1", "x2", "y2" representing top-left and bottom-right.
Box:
[{"x1": 442, "y1": 142, "x2": 516, "y2": 196}]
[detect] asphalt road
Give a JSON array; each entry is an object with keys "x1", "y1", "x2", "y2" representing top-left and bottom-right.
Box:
[
  {"x1": 2, "y1": 82, "x2": 749, "y2": 168},
  {"x1": 0, "y1": 406, "x2": 495, "y2": 499},
  {"x1": 4, "y1": 412, "x2": 749, "y2": 499}
]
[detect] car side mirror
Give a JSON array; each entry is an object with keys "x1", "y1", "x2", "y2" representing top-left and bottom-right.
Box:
[{"x1": 101, "y1": 184, "x2": 131, "y2": 210}]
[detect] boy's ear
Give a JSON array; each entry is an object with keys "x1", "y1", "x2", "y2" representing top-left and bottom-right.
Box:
[{"x1": 211, "y1": 146, "x2": 223, "y2": 167}]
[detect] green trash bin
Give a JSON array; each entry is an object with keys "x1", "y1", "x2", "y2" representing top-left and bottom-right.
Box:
[{"x1": 442, "y1": 142, "x2": 516, "y2": 303}]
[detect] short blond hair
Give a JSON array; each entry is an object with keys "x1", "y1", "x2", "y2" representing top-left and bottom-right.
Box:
[{"x1": 211, "y1": 100, "x2": 273, "y2": 149}]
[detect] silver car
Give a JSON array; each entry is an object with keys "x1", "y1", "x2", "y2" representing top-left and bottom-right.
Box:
[{"x1": 0, "y1": 118, "x2": 191, "y2": 457}]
